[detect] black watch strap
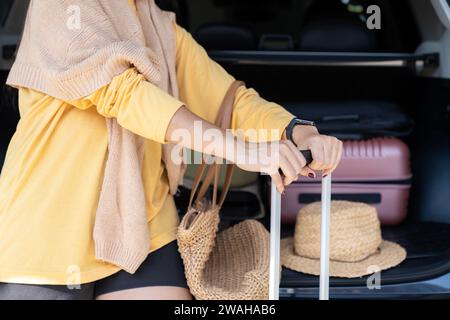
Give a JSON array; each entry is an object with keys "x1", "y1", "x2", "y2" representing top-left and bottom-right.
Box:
[{"x1": 286, "y1": 118, "x2": 316, "y2": 147}]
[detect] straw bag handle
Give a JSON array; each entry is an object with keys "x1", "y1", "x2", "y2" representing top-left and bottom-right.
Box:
[
  {"x1": 188, "y1": 81, "x2": 245, "y2": 209},
  {"x1": 194, "y1": 79, "x2": 243, "y2": 207}
]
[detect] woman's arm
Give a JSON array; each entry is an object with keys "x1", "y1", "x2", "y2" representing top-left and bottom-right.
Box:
[
  {"x1": 69, "y1": 68, "x2": 183, "y2": 145},
  {"x1": 174, "y1": 23, "x2": 342, "y2": 185},
  {"x1": 165, "y1": 106, "x2": 311, "y2": 193},
  {"x1": 68, "y1": 67, "x2": 307, "y2": 192}
]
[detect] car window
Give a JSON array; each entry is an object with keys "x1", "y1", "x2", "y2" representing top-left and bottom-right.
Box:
[
  {"x1": 188, "y1": 0, "x2": 421, "y2": 53},
  {"x1": 0, "y1": 0, "x2": 14, "y2": 27}
]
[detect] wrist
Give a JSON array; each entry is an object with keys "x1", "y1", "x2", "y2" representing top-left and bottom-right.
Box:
[
  {"x1": 292, "y1": 125, "x2": 319, "y2": 148},
  {"x1": 285, "y1": 118, "x2": 316, "y2": 146}
]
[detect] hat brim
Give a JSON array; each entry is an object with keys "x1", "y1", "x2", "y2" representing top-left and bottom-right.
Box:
[{"x1": 281, "y1": 238, "x2": 407, "y2": 278}]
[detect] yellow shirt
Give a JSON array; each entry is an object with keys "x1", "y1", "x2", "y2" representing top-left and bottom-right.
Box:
[{"x1": 0, "y1": 5, "x2": 294, "y2": 285}]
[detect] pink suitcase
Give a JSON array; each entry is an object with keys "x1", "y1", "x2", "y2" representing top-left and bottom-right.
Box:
[{"x1": 281, "y1": 137, "x2": 412, "y2": 226}]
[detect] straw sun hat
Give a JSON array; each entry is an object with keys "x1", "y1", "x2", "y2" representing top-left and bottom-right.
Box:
[{"x1": 281, "y1": 201, "x2": 406, "y2": 278}]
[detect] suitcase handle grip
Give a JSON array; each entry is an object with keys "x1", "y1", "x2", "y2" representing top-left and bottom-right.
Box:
[{"x1": 300, "y1": 150, "x2": 313, "y2": 165}]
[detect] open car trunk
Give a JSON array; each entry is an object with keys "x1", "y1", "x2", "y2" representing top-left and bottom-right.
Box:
[
  {"x1": 226, "y1": 58, "x2": 450, "y2": 298},
  {"x1": 179, "y1": 0, "x2": 450, "y2": 298}
]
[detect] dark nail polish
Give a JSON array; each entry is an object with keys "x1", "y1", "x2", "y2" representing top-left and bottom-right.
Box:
[
  {"x1": 323, "y1": 174, "x2": 328, "y2": 178},
  {"x1": 308, "y1": 173, "x2": 314, "y2": 179}
]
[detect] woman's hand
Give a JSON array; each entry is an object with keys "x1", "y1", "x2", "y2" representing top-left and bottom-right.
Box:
[
  {"x1": 291, "y1": 124, "x2": 343, "y2": 177},
  {"x1": 236, "y1": 139, "x2": 310, "y2": 193},
  {"x1": 235, "y1": 125, "x2": 343, "y2": 193}
]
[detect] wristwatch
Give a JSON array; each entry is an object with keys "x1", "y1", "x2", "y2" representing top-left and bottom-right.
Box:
[{"x1": 286, "y1": 118, "x2": 316, "y2": 147}]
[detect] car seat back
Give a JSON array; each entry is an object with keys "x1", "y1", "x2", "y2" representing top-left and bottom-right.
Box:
[
  {"x1": 194, "y1": 23, "x2": 258, "y2": 50},
  {"x1": 299, "y1": 16, "x2": 376, "y2": 52}
]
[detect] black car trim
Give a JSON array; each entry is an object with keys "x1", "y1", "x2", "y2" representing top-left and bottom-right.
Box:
[{"x1": 208, "y1": 50, "x2": 440, "y2": 72}]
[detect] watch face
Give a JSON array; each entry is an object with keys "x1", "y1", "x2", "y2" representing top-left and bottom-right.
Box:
[{"x1": 296, "y1": 119, "x2": 315, "y2": 126}]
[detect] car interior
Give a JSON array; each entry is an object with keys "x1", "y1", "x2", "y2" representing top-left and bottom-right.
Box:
[{"x1": 1, "y1": 0, "x2": 450, "y2": 299}]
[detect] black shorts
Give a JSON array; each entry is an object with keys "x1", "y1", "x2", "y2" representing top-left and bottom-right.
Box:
[{"x1": 0, "y1": 241, "x2": 188, "y2": 300}]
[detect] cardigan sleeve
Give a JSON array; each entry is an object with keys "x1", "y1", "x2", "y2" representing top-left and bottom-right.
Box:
[
  {"x1": 174, "y1": 23, "x2": 295, "y2": 142},
  {"x1": 69, "y1": 68, "x2": 183, "y2": 144}
]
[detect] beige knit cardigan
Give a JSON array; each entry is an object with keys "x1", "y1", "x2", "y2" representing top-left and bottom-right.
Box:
[{"x1": 7, "y1": 0, "x2": 185, "y2": 273}]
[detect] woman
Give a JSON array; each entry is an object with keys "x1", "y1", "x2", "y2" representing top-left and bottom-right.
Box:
[{"x1": 0, "y1": 0, "x2": 342, "y2": 300}]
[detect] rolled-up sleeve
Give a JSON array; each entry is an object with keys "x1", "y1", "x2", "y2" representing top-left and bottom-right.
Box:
[{"x1": 69, "y1": 68, "x2": 184, "y2": 144}]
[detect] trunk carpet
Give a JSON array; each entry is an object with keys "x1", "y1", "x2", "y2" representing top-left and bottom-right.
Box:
[{"x1": 281, "y1": 222, "x2": 450, "y2": 287}]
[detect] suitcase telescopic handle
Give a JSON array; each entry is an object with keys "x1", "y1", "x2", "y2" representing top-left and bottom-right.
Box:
[{"x1": 270, "y1": 149, "x2": 314, "y2": 300}]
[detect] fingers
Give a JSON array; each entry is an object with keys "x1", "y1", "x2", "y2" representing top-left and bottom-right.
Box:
[
  {"x1": 286, "y1": 141, "x2": 307, "y2": 168},
  {"x1": 323, "y1": 139, "x2": 343, "y2": 177},
  {"x1": 336, "y1": 140, "x2": 343, "y2": 167},
  {"x1": 271, "y1": 172, "x2": 285, "y2": 194},
  {"x1": 279, "y1": 156, "x2": 297, "y2": 186},
  {"x1": 321, "y1": 137, "x2": 336, "y2": 177},
  {"x1": 322, "y1": 151, "x2": 335, "y2": 177},
  {"x1": 308, "y1": 139, "x2": 326, "y2": 171},
  {"x1": 300, "y1": 166, "x2": 316, "y2": 179},
  {"x1": 308, "y1": 136, "x2": 343, "y2": 175},
  {"x1": 280, "y1": 141, "x2": 305, "y2": 185}
]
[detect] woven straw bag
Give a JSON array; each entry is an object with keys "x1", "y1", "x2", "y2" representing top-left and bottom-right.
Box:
[{"x1": 177, "y1": 81, "x2": 270, "y2": 300}]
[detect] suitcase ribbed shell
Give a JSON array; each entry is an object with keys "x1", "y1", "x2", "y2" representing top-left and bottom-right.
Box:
[{"x1": 282, "y1": 138, "x2": 411, "y2": 226}]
